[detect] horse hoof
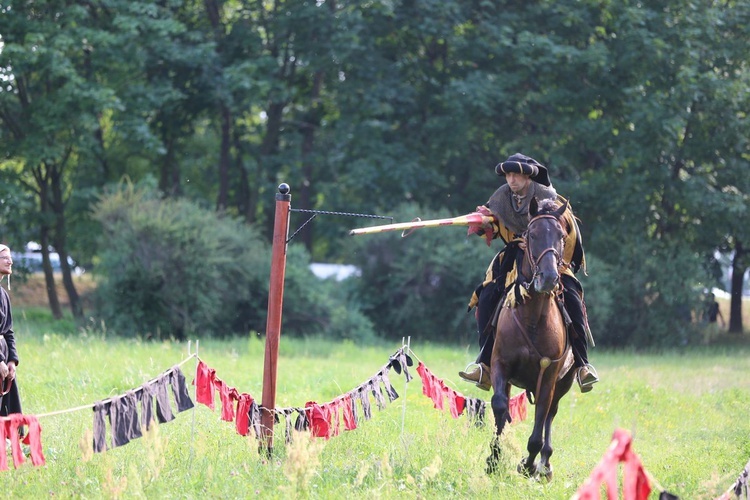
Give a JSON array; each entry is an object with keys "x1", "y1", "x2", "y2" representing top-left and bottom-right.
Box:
[
  {"x1": 517, "y1": 458, "x2": 536, "y2": 477},
  {"x1": 486, "y1": 456, "x2": 498, "y2": 475},
  {"x1": 536, "y1": 464, "x2": 553, "y2": 483}
]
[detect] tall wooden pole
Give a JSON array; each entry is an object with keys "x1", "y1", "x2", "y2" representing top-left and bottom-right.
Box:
[{"x1": 260, "y1": 183, "x2": 291, "y2": 455}]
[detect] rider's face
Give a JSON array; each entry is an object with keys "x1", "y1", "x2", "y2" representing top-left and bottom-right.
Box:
[{"x1": 505, "y1": 172, "x2": 532, "y2": 195}]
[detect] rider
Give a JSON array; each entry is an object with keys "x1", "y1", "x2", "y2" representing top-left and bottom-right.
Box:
[{"x1": 459, "y1": 153, "x2": 599, "y2": 393}]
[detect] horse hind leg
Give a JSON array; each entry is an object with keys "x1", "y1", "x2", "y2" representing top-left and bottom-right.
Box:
[{"x1": 486, "y1": 382, "x2": 511, "y2": 475}]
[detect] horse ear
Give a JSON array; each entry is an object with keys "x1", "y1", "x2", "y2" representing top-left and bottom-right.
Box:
[
  {"x1": 553, "y1": 199, "x2": 569, "y2": 219},
  {"x1": 529, "y1": 197, "x2": 539, "y2": 218}
]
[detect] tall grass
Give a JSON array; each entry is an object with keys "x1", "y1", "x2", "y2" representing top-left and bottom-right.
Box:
[{"x1": 5, "y1": 314, "x2": 750, "y2": 499}]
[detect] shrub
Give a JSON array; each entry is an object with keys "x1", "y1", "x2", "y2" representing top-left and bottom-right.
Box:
[
  {"x1": 282, "y1": 245, "x2": 377, "y2": 343},
  {"x1": 92, "y1": 179, "x2": 377, "y2": 342},
  {"x1": 92, "y1": 179, "x2": 270, "y2": 339}
]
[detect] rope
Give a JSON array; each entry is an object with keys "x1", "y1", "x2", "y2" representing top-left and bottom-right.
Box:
[
  {"x1": 30, "y1": 353, "x2": 197, "y2": 420},
  {"x1": 290, "y1": 208, "x2": 393, "y2": 221},
  {"x1": 287, "y1": 209, "x2": 394, "y2": 243}
]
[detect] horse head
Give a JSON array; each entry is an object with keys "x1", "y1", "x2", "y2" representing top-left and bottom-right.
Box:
[{"x1": 525, "y1": 198, "x2": 569, "y2": 294}]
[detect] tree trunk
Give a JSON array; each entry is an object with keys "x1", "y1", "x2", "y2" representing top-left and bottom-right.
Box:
[
  {"x1": 259, "y1": 101, "x2": 285, "y2": 238},
  {"x1": 39, "y1": 227, "x2": 63, "y2": 320},
  {"x1": 298, "y1": 70, "x2": 324, "y2": 253},
  {"x1": 729, "y1": 240, "x2": 746, "y2": 334},
  {"x1": 216, "y1": 104, "x2": 232, "y2": 212},
  {"x1": 50, "y1": 163, "x2": 83, "y2": 319}
]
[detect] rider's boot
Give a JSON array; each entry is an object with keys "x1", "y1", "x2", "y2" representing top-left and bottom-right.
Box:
[
  {"x1": 562, "y1": 277, "x2": 599, "y2": 393},
  {"x1": 570, "y1": 332, "x2": 598, "y2": 392},
  {"x1": 577, "y1": 364, "x2": 599, "y2": 393},
  {"x1": 459, "y1": 363, "x2": 491, "y2": 391}
]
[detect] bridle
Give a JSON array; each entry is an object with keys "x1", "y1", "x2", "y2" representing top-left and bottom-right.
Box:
[
  {"x1": 515, "y1": 212, "x2": 570, "y2": 400},
  {"x1": 522, "y1": 214, "x2": 564, "y2": 292}
]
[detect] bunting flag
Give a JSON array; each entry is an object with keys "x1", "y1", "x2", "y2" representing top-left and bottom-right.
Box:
[
  {"x1": 414, "y1": 361, "x2": 492, "y2": 424},
  {"x1": 91, "y1": 366, "x2": 194, "y2": 453},
  {"x1": 192, "y1": 347, "x2": 492, "y2": 445},
  {"x1": 0, "y1": 414, "x2": 45, "y2": 469},
  {"x1": 717, "y1": 458, "x2": 750, "y2": 500},
  {"x1": 70, "y1": 345, "x2": 749, "y2": 499},
  {"x1": 508, "y1": 391, "x2": 528, "y2": 423},
  {"x1": 573, "y1": 428, "x2": 652, "y2": 500}
]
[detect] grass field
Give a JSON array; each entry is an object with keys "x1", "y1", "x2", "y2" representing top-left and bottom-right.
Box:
[{"x1": 4, "y1": 308, "x2": 750, "y2": 499}]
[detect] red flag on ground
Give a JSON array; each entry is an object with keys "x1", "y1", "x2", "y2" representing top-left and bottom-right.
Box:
[{"x1": 574, "y1": 428, "x2": 651, "y2": 500}]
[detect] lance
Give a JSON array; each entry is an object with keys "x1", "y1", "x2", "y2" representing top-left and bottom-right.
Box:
[{"x1": 349, "y1": 211, "x2": 495, "y2": 244}]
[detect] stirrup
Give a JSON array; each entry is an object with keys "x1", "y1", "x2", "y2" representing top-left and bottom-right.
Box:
[
  {"x1": 459, "y1": 362, "x2": 491, "y2": 391},
  {"x1": 577, "y1": 364, "x2": 599, "y2": 393},
  {"x1": 459, "y1": 363, "x2": 480, "y2": 381}
]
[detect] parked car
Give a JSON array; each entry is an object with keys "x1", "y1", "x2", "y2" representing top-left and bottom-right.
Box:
[{"x1": 10, "y1": 242, "x2": 85, "y2": 276}]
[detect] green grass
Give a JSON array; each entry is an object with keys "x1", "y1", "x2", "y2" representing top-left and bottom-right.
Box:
[{"x1": 5, "y1": 316, "x2": 750, "y2": 499}]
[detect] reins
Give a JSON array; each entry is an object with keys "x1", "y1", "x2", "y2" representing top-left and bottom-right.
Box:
[{"x1": 513, "y1": 213, "x2": 570, "y2": 402}]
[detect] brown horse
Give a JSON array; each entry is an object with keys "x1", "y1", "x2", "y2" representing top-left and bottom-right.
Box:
[{"x1": 486, "y1": 197, "x2": 576, "y2": 481}]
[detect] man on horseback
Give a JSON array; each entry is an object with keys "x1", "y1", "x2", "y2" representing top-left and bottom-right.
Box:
[{"x1": 459, "y1": 153, "x2": 599, "y2": 393}]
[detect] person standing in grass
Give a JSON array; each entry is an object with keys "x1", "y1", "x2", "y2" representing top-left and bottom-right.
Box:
[
  {"x1": 703, "y1": 292, "x2": 726, "y2": 329},
  {"x1": 0, "y1": 244, "x2": 22, "y2": 418}
]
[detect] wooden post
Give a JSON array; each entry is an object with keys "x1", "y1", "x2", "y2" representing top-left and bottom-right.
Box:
[{"x1": 260, "y1": 183, "x2": 291, "y2": 456}]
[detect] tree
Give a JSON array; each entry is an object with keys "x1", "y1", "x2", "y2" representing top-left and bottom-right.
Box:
[{"x1": 0, "y1": 1, "x2": 123, "y2": 318}]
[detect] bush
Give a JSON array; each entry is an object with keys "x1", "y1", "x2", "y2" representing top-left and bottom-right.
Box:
[
  {"x1": 282, "y1": 245, "x2": 377, "y2": 343},
  {"x1": 92, "y1": 179, "x2": 271, "y2": 339},
  {"x1": 92, "y1": 179, "x2": 377, "y2": 342}
]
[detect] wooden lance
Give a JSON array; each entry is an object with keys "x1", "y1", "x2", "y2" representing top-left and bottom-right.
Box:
[
  {"x1": 260, "y1": 183, "x2": 291, "y2": 456},
  {"x1": 349, "y1": 211, "x2": 494, "y2": 243}
]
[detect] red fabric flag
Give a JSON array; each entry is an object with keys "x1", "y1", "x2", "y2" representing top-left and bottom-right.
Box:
[
  {"x1": 235, "y1": 393, "x2": 254, "y2": 436},
  {"x1": 194, "y1": 361, "x2": 216, "y2": 410},
  {"x1": 574, "y1": 428, "x2": 652, "y2": 500},
  {"x1": 214, "y1": 379, "x2": 237, "y2": 422},
  {"x1": 305, "y1": 401, "x2": 331, "y2": 439},
  {"x1": 509, "y1": 392, "x2": 528, "y2": 423},
  {"x1": 328, "y1": 401, "x2": 341, "y2": 438},
  {"x1": 445, "y1": 387, "x2": 465, "y2": 418},
  {"x1": 416, "y1": 362, "x2": 432, "y2": 398},
  {"x1": 20, "y1": 416, "x2": 46, "y2": 467}
]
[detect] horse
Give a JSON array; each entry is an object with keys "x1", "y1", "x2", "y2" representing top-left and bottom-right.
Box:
[{"x1": 486, "y1": 197, "x2": 576, "y2": 481}]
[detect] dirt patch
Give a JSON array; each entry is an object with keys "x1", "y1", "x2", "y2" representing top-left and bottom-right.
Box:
[{"x1": 9, "y1": 273, "x2": 97, "y2": 308}]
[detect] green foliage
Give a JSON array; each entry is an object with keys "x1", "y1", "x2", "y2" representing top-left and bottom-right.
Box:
[
  {"x1": 2, "y1": 0, "x2": 750, "y2": 346},
  {"x1": 347, "y1": 203, "x2": 496, "y2": 343},
  {"x1": 91, "y1": 179, "x2": 271, "y2": 339},
  {"x1": 91, "y1": 178, "x2": 375, "y2": 341},
  {"x1": 282, "y1": 244, "x2": 378, "y2": 343}
]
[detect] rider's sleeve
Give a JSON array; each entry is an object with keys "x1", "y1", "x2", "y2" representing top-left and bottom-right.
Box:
[
  {"x1": 490, "y1": 216, "x2": 515, "y2": 245},
  {"x1": 561, "y1": 206, "x2": 586, "y2": 275}
]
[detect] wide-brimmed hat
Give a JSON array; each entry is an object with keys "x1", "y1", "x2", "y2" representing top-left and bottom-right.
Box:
[{"x1": 495, "y1": 153, "x2": 551, "y2": 186}]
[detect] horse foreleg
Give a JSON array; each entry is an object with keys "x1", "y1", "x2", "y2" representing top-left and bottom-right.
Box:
[
  {"x1": 519, "y1": 388, "x2": 553, "y2": 478},
  {"x1": 536, "y1": 391, "x2": 565, "y2": 482},
  {"x1": 486, "y1": 381, "x2": 511, "y2": 474}
]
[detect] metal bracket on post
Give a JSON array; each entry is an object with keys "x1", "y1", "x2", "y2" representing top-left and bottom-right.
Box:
[{"x1": 260, "y1": 183, "x2": 292, "y2": 457}]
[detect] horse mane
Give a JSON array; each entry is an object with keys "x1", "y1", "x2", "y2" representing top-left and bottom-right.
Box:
[{"x1": 533, "y1": 198, "x2": 570, "y2": 233}]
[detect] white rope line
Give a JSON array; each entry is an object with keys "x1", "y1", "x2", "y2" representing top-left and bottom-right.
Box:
[{"x1": 27, "y1": 353, "x2": 197, "y2": 420}]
